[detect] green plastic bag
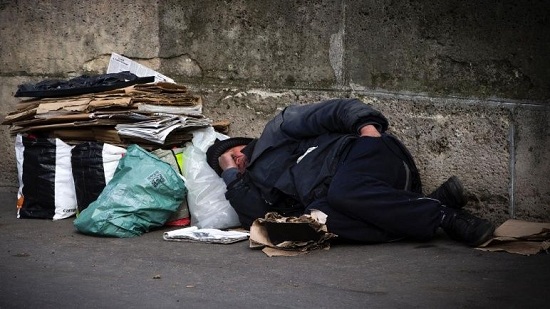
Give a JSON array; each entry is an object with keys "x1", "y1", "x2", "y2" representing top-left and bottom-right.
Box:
[{"x1": 74, "y1": 144, "x2": 187, "y2": 237}]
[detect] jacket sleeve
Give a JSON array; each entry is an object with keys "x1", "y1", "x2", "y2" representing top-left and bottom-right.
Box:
[
  {"x1": 278, "y1": 98, "x2": 389, "y2": 139},
  {"x1": 224, "y1": 173, "x2": 271, "y2": 229}
]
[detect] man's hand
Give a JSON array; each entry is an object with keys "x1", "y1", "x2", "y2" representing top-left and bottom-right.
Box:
[
  {"x1": 360, "y1": 124, "x2": 381, "y2": 137},
  {"x1": 218, "y1": 151, "x2": 238, "y2": 171}
]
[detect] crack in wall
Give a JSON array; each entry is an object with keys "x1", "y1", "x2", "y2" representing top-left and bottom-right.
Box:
[{"x1": 329, "y1": 0, "x2": 346, "y2": 87}]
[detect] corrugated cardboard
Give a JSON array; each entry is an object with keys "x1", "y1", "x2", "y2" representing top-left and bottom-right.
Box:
[
  {"x1": 477, "y1": 219, "x2": 550, "y2": 255},
  {"x1": 249, "y1": 210, "x2": 337, "y2": 257}
]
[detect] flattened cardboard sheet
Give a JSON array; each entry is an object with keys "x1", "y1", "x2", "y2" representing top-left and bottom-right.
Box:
[{"x1": 477, "y1": 219, "x2": 550, "y2": 255}]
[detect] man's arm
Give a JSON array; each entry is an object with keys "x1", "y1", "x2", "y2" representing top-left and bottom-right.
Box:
[
  {"x1": 222, "y1": 170, "x2": 270, "y2": 228},
  {"x1": 218, "y1": 149, "x2": 270, "y2": 228},
  {"x1": 278, "y1": 98, "x2": 388, "y2": 139}
]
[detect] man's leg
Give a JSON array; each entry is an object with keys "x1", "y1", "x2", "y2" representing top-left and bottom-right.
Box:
[
  {"x1": 327, "y1": 136, "x2": 443, "y2": 241},
  {"x1": 328, "y1": 173, "x2": 443, "y2": 241},
  {"x1": 306, "y1": 198, "x2": 403, "y2": 243},
  {"x1": 327, "y1": 136, "x2": 494, "y2": 246}
]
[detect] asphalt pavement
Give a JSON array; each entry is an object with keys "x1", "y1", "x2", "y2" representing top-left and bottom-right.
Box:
[{"x1": 0, "y1": 186, "x2": 548, "y2": 309}]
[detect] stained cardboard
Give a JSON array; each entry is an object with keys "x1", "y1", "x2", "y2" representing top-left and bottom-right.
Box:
[
  {"x1": 477, "y1": 219, "x2": 550, "y2": 255},
  {"x1": 249, "y1": 210, "x2": 337, "y2": 257}
]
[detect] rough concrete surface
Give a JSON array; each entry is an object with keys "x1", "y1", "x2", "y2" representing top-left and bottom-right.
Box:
[
  {"x1": 0, "y1": 188, "x2": 549, "y2": 309},
  {"x1": 345, "y1": 1, "x2": 550, "y2": 100},
  {"x1": 513, "y1": 107, "x2": 550, "y2": 221},
  {"x1": 3, "y1": 1, "x2": 547, "y2": 99},
  {"x1": 0, "y1": 0, "x2": 160, "y2": 74}
]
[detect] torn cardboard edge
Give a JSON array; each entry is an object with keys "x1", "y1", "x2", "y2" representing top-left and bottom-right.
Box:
[
  {"x1": 477, "y1": 219, "x2": 550, "y2": 255},
  {"x1": 249, "y1": 210, "x2": 337, "y2": 257}
]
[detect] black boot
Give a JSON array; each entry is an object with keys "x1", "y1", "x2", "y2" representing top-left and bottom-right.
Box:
[
  {"x1": 440, "y1": 208, "x2": 495, "y2": 247},
  {"x1": 428, "y1": 176, "x2": 467, "y2": 209}
]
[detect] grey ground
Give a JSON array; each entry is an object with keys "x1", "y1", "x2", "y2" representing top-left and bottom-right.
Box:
[{"x1": 0, "y1": 187, "x2": 548, "y2": 309}]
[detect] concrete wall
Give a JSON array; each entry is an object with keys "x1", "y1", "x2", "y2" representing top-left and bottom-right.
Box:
[{"x1": 1, "y1": 0, "x2": 548, "y2": 224}]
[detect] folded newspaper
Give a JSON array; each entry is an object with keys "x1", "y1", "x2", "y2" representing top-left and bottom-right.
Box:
[
  {"x1": 115, "y1": 115, "x2": 210, "y2": 144},
  {"x1": 107, "y1": 52, "x2": 175, "y2": 83},
  {"x1": 163, "y1": 226, "x2": 250, "y2": 244}
]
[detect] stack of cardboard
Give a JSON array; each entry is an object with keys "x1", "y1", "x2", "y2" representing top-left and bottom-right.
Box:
[
  {"x1": 2, "y1": 81, "x2": 229, "y2": 149},
  {"x1": 2, "y1": 58, "x2": 232, "y2": 228}
]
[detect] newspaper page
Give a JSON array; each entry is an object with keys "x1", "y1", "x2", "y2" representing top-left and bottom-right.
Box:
[
  {"x1": 115, "y1": 115, "x2": 211, "y2": 144},
  {"x1": 107, "y1": 52, "x2": 175, "y2": 83}
]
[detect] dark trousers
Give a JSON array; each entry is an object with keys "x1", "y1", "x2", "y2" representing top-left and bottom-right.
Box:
[{"x1": 306, "y1": 135, "x2": 442, "y2": 243}]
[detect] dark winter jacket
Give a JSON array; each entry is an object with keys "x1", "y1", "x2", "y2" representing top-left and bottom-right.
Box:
[{"x1": 222, "y1": 98, "x2": 421, "y2": 228}]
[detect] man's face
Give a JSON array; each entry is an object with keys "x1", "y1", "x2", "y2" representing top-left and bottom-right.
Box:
[{"x1": 225, "y1": 145, "x2": 248, "y2": 173}]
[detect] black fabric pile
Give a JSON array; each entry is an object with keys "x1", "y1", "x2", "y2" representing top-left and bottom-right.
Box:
[{"x1": 15, "y1": 71, "x2": 154, "y2": 98}]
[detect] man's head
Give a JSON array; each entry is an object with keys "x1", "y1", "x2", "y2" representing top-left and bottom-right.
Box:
[{"x1": 206, "y1": 137, "x2": 254, "y2": 175}]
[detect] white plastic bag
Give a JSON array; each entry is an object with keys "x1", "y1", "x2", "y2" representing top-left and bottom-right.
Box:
[
  {"x1": 15, "y1": 134, "x2": 77, "y2": 220},
  {"x1": 182, "y1": 127, "x2": 240, "y2": 229}
]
